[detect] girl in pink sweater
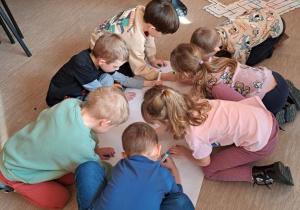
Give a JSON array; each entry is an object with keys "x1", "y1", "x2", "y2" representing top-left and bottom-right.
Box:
[
  {"x1": 141, "y1": 85, "x2": 294, "y2": 188},
  {"x1": 170, "y1": 43, "x2": 300, "y2": 124}
]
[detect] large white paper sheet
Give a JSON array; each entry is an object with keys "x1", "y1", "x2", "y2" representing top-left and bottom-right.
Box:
[{"x1": 97, "y1": 61, "x2": 203, "y2": 205}]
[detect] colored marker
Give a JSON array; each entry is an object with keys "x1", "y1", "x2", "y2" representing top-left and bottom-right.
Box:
[
  {"x1": 158, "y1": 70, "x2": 162, "y2": 81},
  {"x1": 161, "y1": 151, "x2": 170, "y2": 162},
  {"x1": 172, "y1": 71, "x2": 176, "y2": 75},
  {"x1": 103, "y1": 154, "x2": 110, "y2": 157},
  {"x1": 157, "y1": 64, "x2": 162, "y2": 67}
]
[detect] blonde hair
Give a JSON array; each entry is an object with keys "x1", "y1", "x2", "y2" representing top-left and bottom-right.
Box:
[
  {"x1": 84, "y1": 86, "x2": 129, "y2": 125},
  {"x1": 141, "y1": 85, "x2": 211, "y2": 139},
  {"x1": 122, "y1": 122, "x2": 158, "y2": 157},
  {"x1": 190, "y1": 27, "x2": 220, "y2": 54},
  {"x1": 170, "y1": 43, "x2": 237, "y2": 98},
  {"x1": 92, "y1": 33, "x2": 129, "y2": 64}
]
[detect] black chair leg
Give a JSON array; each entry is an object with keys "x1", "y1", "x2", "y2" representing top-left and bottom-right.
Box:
[
  {"x1": 1, "y1": 0, "x2": 24, "y2": 38},
  {"x1": 0, "y1": 16, "x2": 15, "y2": 44},
  {"x1": 0, "y1": 7, "x2": 31, "y2": 57}
]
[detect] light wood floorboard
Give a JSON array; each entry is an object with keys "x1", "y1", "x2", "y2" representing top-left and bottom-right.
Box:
[{"x1": 0, "y1": 0, "x2": 299, "y2": 209}]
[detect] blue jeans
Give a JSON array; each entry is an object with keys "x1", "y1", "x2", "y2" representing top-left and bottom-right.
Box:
[
  {"x1": 75, "y1": 161, "x2": 194, "y2": 210},
  {"x1": 75, "y1": 161, "x2": 107, "y2": 210}
]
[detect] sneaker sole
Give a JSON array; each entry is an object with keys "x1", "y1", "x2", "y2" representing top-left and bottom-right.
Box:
[
  {"x1": 285, "y1": 104, "x2": 297, "y2": 122},
  {"x1": 287, "y1": 80, "x2": 300, "y2": 110},
  {"x1": 274, "y1": 161, "x2": 294, "y2": 186},
  {"x1": 275, "y1": 109, "x2": 286, "y2": 124}
]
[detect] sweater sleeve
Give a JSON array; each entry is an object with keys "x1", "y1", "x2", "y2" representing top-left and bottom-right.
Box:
[
  {"x1": 128, "y1": 48, "x2": 159, "y2": 80},
  {"x1": 112, "y1": 72, "x2": 144, "y2": 89},
  {"x1": 144, "y1": 36, "x2": 156, "y2": 62}
]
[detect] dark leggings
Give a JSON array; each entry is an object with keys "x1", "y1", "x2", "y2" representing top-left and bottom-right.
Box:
[
  {"x1": 262, "y1": 71, "x2": 289, "y2": 114},
  {"x1": 246, "y1": 18, "x2": 286, "y2": 66}
]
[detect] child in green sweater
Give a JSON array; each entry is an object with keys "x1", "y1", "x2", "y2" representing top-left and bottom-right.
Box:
[{"x1": 0, "y1": 86, "x2": 129, "y2": 209}]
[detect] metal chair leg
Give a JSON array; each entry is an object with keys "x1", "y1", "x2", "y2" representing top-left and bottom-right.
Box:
[
  {"x1": 0, "y1": 16, "x2": 15, "y2": 44},
  {"x1": 1, "y1": 0, "x2": 24, "y2": 38},
  {"x1": 0, "y1": 7, "x2": 31, "y2": 57}
]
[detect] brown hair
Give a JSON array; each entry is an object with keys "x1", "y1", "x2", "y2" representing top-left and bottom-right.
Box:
[
  {"x1": 141, "y1": 85, "x2": 211, "y2": 139},
  {"x1": 122, "y1": 122, "x2": 158, "y2": 157},
  {"x1": 170, "y1": 43, "x2": 237, "y2": 98},
  {"x1": 144, "y1": 0, "x2": 179, "y2": 34},
  {"x1": 84, "y1": 86, "x2": 129, "y2": 125},
  {"x1": 190, "y1": 27, "x2": 220, "y2": 54},
  {"x1": 92, "y1": 33, "x2": 129, "y2": 64}
]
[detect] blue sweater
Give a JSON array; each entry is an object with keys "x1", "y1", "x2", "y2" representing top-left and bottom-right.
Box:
[{"x1": 95, "y1": 155, "x2": 183, "y2": 210}]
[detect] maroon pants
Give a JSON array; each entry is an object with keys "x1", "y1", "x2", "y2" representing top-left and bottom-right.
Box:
[{"x1": 202, "y1": 84, "x2": 279, "y2": 182}]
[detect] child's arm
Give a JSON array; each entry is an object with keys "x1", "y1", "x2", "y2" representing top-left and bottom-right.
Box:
[
  {"x1": 95, "y1": 147, "x2": 115, "y2": 160},
  {"x1": 112, "y1": 72, "x2": 162, "y2": 88},
  {"x1": 212, "y1": 83, "x2": 245, "y2": 102},
  {"x1": 160, "y1": 156, "x2": 181, "y2": 184},
  {"x1": 169, "y1": 145, "x2": 211, "y2": 167}
]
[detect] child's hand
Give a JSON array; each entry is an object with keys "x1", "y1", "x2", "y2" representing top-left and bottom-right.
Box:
[
  {"x1": 143, "y1": 80, "x2": 162, "y2": 87},
  {"x1": 161, "y1": 71, "x2": 177, "y2": 81},
  {"x1": 169, "y1": 145, "x2": 193, "y2": 159},
  {"x1": 160, "y1": 155, "x2": 177, "y2": 171},
  {"x1": 124, "y1": 92, "x2": 136, "y2": 101},
  {"x1": 150, "y1": 60, "x2": 167, "y2": 68},
  {"x1": 96, "y1": 147, "x2": 115, "y2": 160}
]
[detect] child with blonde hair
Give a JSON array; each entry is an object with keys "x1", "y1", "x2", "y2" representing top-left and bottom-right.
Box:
[
  {"x1": 90, "y1": 0, "x2": 180, "y2": 80},
  {"x1": 170, "y1": 43, "x2": 300, "y2": 124},
  {"x1": 74, "y1": 122, "x2": 194, "y2": 210},
  {"x1": 191, "y1": 8, "x2": 287, "y2": 65},
  {"x1": 0, "y1": 87, "x2": 129, "y2": 209},
  {"x1": 46, "y1": 33, "x2": 160, "y2": 106},
  {"x1": 141, "y1": 85, "x2": 294, "y2": 188}
]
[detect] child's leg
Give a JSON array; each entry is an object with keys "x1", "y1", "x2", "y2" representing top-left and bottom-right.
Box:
[
  {"x1": 161, "y1": 192, "x2": 194, "y2": 210},
  {"x1": 212, "y1": 84, "x2": 245, "y2": 102},
  {"x1": 0, "y1": 172, "x2": 70, "y2": 209},
  {"x1": 202, "y1": 116, "x2": 278, "y2": 182},
  {"x1": 262, "y1": 71, "x2": 289, "y2": 114},
  {"x1": 75, "y1": 161, "x2": 107, "y2": 210},
  {"x1": 246, "y1": 18, "x2": 286, "y2": 66}
]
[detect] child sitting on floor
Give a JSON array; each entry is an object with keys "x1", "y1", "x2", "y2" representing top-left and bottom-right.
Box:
[
  {"x1": 90, "y1": 0, "x2": 180, "y2": 81},
  {"x1": 142, "y1": 85, "x2": 294, "y2": 188},
  {"x1": 74, "y1": 122, "x2": 194, "y2": 210},
  {"x1": 46, "y1": 33, "x2": 161, "y2": 106},
  {"x1": 0, "y1": 87, "x2": 129, "y2": 209},
  {"x1": 191, "y1": 8, "x2": 287, "y2": 66},
  {"x1": 170, "y1": 43, "x2": 300, "y2": 124}
]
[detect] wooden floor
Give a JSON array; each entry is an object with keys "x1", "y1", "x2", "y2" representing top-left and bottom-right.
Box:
[{"x1": 0, "y1": 0, "x2": 299, "y2": 209}]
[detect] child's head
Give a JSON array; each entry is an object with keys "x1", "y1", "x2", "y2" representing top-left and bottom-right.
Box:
[
  {"x1": 141, "y1": 85, "x2": 211, "y2": 139},
  {"x1": 121, "y1": 122, "x2": 161, "y2": 160},
  {"x1": 92, "y1": 33, "x2": 129, "y2": 72},
  {"x1": 190, "y1": 27, "x2": 221, "y2": 55},
  {"x1": 83, "y1": 86, "x2": 129, "y2": 133},
  {"x1": 144, "y1": 0, "x2": 180, "y2": 36},
  {"x1": 170, "y1": 43, "x2": 237, "y2": 98}
]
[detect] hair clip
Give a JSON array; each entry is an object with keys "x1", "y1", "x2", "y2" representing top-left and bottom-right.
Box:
[
  {"x1": 199, "y1": 60, "x2": 204, "y2": 65},
  {"x1": 161, "y1": 89, "x2": 165, "y2": 94}
]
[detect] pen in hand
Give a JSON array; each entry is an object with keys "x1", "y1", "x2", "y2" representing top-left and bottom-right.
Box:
[{"x1": 161, "y1": 151, "x2": 170, "y2": 162}]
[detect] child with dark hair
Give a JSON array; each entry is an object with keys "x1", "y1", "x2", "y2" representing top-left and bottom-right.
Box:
[{"x1": 90, "y1": 0, "x2": 180, "y2": 80}]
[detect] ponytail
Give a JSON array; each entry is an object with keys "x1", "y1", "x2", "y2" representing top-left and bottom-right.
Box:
[
  {"x1": 142, "y1": 85, "x2": 211, "y2": 139},
  {"x1": 171, "y1": 43, "x2": 238, "y2": 98}
]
